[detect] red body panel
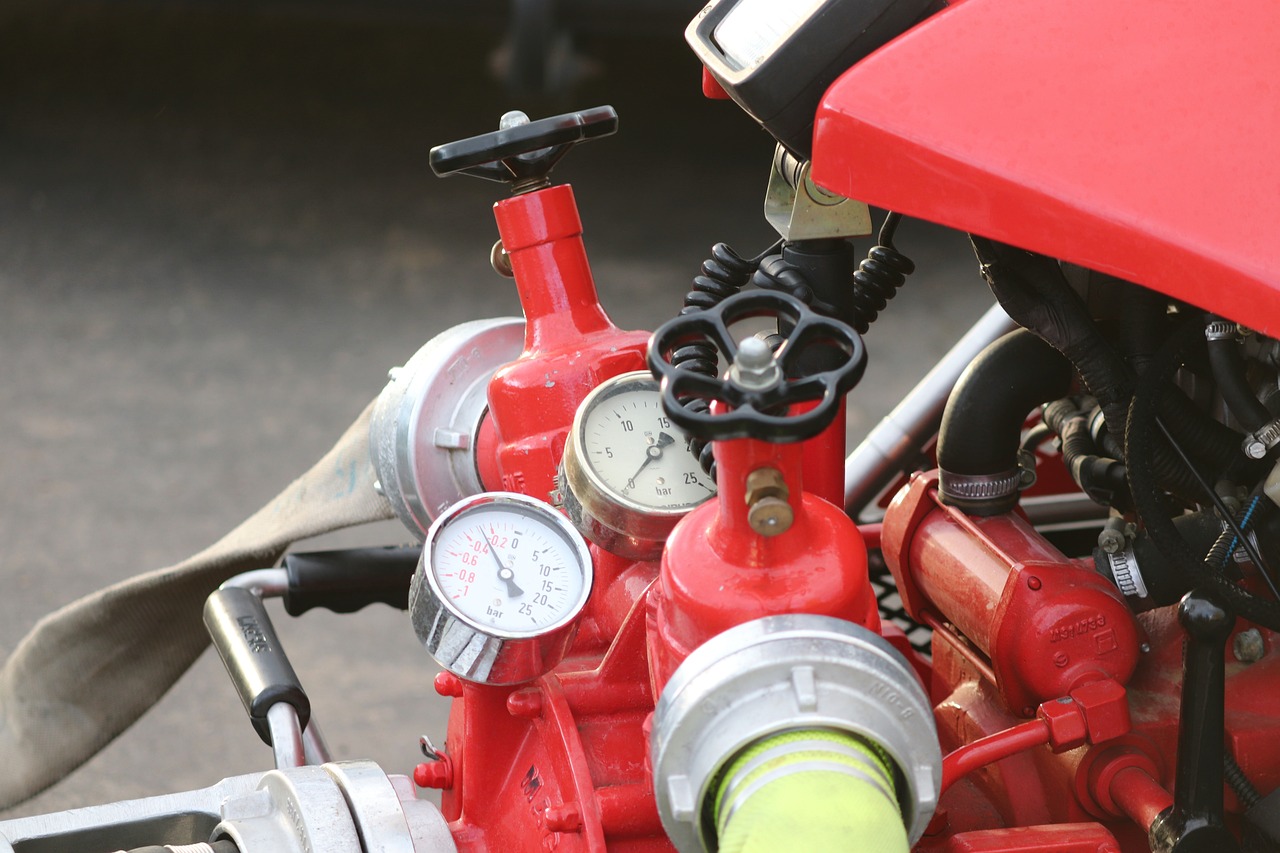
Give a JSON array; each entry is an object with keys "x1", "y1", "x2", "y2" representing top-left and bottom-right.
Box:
[{"x1": 811, "y1": 0, "x2": 1280, "y2": 331}]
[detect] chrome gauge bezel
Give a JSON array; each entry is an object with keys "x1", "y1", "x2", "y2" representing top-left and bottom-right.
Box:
[
  {"x1": 410, "y1": 491, "x2": 593, "y2": 685},
  {"x1": 560, "y1": 371, "x2": 715, "y2": 560}
]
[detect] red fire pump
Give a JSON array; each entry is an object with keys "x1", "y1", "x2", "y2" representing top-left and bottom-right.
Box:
[
  {"x1": 395, "y1": 101, "x2": 1280, "y2": 853},
  {"x1": 395, "y1": 107, "x2": 943, "y2": 852}
]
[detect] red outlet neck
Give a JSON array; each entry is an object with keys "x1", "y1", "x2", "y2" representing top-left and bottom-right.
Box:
[{"x1": 493, "y1": 184, "x2": 617, "y2": 354}]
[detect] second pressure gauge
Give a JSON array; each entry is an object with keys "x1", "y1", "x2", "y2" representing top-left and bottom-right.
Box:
[
  {"x1": 410, "y1": 492, "x2": 592, "y2": 685},
  {"x1": 560, "y1": 371, "x2": 716, "y2": 559}
]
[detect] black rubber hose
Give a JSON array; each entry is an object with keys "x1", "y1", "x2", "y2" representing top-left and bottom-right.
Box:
[
  {"x1": 1206, "y1": 317, "x2": 1272, "y2": 432},
  {"x1": 936, "y1": 328, "x2": 1073, "y2": 515},
  {"x1": 972, "y1": 237, "x2": 1243, "y2": 497},
  {"x1": 1042, "y1": 399, "x2": 1128, "y2": 505},
  {"x1": 1125, "y1": 321, "x2": 1280, "y2": 631}
]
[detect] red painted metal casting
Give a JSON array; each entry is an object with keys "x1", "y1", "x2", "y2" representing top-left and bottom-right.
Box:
[
  {"x1": 882, "y1": 471, "x2": 1142, "y2": 714},
  {"x1": 483, "y1": 183, "x2": 651, "y2": 500},
  {"x1": 882, "y1": 470, "x2": 1280, "y2": 849},
  {"x1": 648, "y1": 434, "x2": 878, "y2": 691}
]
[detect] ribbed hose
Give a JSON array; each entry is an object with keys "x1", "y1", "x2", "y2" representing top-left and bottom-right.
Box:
[
  {"x1": 1042, "y1": 398, "x2": 1128, "y2": 504},
  {"x1": 972, "y1": 237, "x2": 1243, "y2": 499},
  {"x1": 713, "y1": 730, "x2": 908, "y2": 853},
  {"x1": 936, "y1": 329, "x2": 1073, "y2": 514}
]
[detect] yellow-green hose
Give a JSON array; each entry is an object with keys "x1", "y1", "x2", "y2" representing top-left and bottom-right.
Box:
[{"x1": 713, "y1": 730, "x2": 909, "y2": 853}]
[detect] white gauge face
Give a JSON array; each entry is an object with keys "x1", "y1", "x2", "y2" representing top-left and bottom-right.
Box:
[
  {"x1": 429, "y1": 496, "x2": 590, "y2": 637},
  {"x1": 579, "y1": 375, "x2": 716, "y2": 511}
]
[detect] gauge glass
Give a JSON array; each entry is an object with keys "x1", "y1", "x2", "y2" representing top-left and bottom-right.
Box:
[
  {"x1": 428, "y1": 495, "x2": 589, "y2": 638},
  {"x1": 578, "y1": 373, "x2": 715, "y2": 512},
  {"x1": 713, "y1": 0, "x2": 827, "y2": 69}
]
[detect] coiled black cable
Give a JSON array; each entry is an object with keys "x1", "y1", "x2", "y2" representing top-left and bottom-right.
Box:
[
  {"x1": 750, "y1": 213, "x2": 915, "y2": 334},
  {"x1": 848, "y1": 211, "x2": 915, "y2": 334},
  {"x1": 672, "y1": 240, "x2": 782, "y2": 478}
]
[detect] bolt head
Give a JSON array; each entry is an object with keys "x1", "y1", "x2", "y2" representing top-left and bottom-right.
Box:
[
  {"x1": 500, "y1": 110, "x2": 531, "y2": 129},
  {"x1": 727, "y1": 336, "x2": 782, "y2": 391},
  {"x1": 1234, "y1": 628, "x2": 1266, "y2": 663}
]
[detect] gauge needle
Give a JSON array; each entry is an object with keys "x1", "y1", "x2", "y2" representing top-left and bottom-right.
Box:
[
  {"x1": 624, "y1": 432, "x2": 676, "y2": 491},
  {"x1": 478, "y1": 529, "x2": 524, "y2": 598}
]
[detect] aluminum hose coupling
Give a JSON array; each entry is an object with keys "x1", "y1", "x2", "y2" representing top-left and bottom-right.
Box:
[
  {"x1": 0, "y1": 761, "x2": 456, "y2": 853},
  {"x1": 650, "y1": 615, "x2": 941, "y2": 852}
]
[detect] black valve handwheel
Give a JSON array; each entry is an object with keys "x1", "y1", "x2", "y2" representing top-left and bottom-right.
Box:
[
  {"x1": 429, "y1": 106, "x2": 618, "y2": 189},
  {"x1": 647, "y1": 290, "x2": 866, "y2": 443}
]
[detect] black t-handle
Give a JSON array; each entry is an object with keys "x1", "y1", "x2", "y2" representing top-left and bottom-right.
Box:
[{"x1": 429, "y1": 106, "x2": 618, "y2": 193}]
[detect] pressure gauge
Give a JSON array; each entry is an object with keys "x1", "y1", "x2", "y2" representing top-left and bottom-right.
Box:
[
  {"x1": 410, "y1": 492, "x2": 593, "y2": 685},
  {"x1": 560, "y1": 371, "x2": 716, "y2": 560}
]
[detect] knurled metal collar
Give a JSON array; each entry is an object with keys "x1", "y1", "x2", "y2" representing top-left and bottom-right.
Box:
[{"x1": 938, "y1": 468, "x2": 1021, "y2": 502}]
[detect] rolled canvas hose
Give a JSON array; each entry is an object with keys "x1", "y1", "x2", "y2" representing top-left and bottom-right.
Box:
[{"x1": 0, "y1": 400, "x2": 394, "y2": 808}]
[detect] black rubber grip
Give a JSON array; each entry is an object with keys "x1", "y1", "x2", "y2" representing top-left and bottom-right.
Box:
[
  {"x1": 282, "y1": 546, "x2": 421, "y2": 616},
  {"x1": 204, "y1": 587, "x2": 310, "y2": 745}
]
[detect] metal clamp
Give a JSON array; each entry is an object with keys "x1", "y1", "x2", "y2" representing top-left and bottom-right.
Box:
[{"x1": 650, "y1": 615, "x2": 941, "y2": 851}]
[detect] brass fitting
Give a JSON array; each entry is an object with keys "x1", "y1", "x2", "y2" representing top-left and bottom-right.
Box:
[{"x1": 745, "y1": 468, "x2": 793, "y2": 536}]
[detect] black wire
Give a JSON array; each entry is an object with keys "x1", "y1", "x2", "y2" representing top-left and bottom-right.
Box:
[
  {"x1": 879, "y1": 211, "x2": 902, "y2": 247},
  {"x1": 1155, "y1": 416, "x2": 1280, "y2": 600},
  {"x1": 1020, "y1": 422, "x2": 1055, "y2": 454},
  {"x1": 751, "y1": 239, "x2": 785, "y2": 265}
]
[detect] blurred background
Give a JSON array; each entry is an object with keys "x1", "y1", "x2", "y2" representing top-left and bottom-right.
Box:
[{"x1": 0, "y1": 0, "x2": 986, "y2": 819}]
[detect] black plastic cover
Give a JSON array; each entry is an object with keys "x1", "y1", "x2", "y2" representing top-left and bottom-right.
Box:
[
  {"x1": 204, "y1": 587, "x2": 310, "y2": 745},
  {"x1": 686, "y1": 0, "x2": 935, "y2": 158}
]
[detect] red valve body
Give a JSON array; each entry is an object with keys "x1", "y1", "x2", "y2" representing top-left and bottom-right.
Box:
[
  {"x1": 483, "y1": 183, "x2": 650, "y2": 500},
  {"x1": 647, "y1": 434, "x2": 878, "y2": 690}
]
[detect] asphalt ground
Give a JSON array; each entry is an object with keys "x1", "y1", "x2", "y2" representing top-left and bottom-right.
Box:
[{"x1": 0, "y1": 1, "x2": 987, "y2": 825}]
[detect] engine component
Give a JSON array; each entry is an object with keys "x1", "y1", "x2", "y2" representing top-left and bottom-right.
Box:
[
  {"x1": 430, "y1": 106, "x2": 617, "y2": 194},
  {"x1": 558, "y1": 370, "x2": 715, "y2": 560},
  {"x1": 762, "y1": 144, "x2": 872, "y2": 241},
  {"x1": 843, "y1": 302, "x2": 1018, "y2": 515},
  {"x1": 204, "y1": 586, "x2": 312, "y2": 764},
  {"x1": 371, "y1": 317, "x2": 525, "y2": 538},
  {"x1": 647, "y1": 293, "x2": 877, "y2": 683},
  {"x1": 427, "y1": 110, "x2": 652, "y2": 503},
  {"x1": 882, "y1": 471, "x2": 1143, "y2": 714},
  {"x1": 650, "y1": 615, "x2": 941, "y2": 851},
  {"x1": 0, "y1": 762, "x2": 451, "y2": 853},
  {"x1": 278, "y1": 545, "x2": 420, "y2": 616},
  {"x1": 410, "y1": 491, "x2": 593, "y2": 685}
]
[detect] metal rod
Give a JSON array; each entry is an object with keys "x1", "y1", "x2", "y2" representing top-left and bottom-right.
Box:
[
  {"x1": 302, "y1": 717, "x2": 332, "y2": 765},
  {"x1": 267, "y1": 703, "x2": 306, "y2": 769},
  {"x1": 845, "y1": 302, "x2": 1017, "y2": 516},
  {"x1": 219, "y1": 568, "x2": 288, "y2": 598}
]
